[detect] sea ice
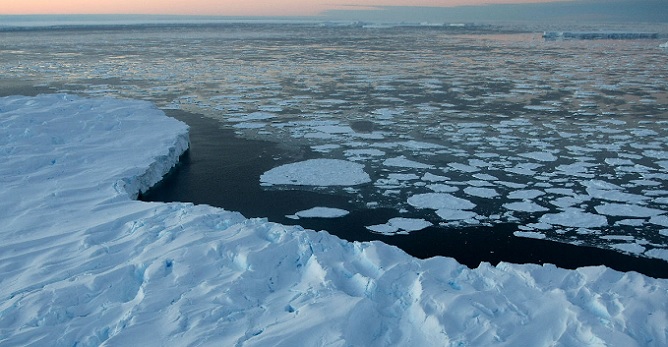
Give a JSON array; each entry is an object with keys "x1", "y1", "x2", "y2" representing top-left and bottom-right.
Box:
[
  {"x1": 3, "y1": 94, "x2": 668, "y2": 347},
  {"x1": 260, "y1": 159, "x2": 371, "y2": 186},
  {"x1": 383, "y1": 156, "x2": 434, "y2": 169},
  {"x1": 594, "y1": 203, "x2": 665, "y2": 218},
  {"x1": 407, "y1": 193, "x2": 476, "y2": 210},
  {"x1": 507, "y1": 189, "x2": 545, "y2": 200},
  {"x1": 513, "y1": 231, "x2": 547, "y2": 239},
  {"x1": 291, "y1": 207, "x2": 350, "y2": 219},
  {"x1": 539, "y1": 208, "x2": 608, "y2": 228},
  {"x1": 366, "y1": 217, "x2": 432, "y2": 235},
  {"x1": 519, "y1": 151, "x2": 558, "y2": 162},
  {"x1": 464, "y1": 187, "x2": 499, "y2": 198},
  {"x1": 504, "y1": 201, "x2": 549, "y2": 213}
]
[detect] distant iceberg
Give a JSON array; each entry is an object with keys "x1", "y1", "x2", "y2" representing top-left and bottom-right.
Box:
[
  {"x1": 660, "y1": 41, "x2": 668, "y2": 48},
  {"x1": 543, "y1": 31, "x2": 659, "y2": 40}
]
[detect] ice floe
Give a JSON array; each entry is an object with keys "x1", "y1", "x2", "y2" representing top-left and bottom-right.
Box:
[
  {"x1": 260, "y1": 159, "x2": 371, "y2": 186},
  {"x1": 540, "y1": 208, "x2": 608, "y2": 228},
  {"x1": 366, "y1": 217, "x2": 433, "y2": 235},
  {"x1": 289, "y1": 207, "x2": 350, "y2": 219}
]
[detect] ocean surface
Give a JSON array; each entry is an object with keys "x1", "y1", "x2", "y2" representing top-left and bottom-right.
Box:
[{"x1": 2, "y1": 21, "x2": 667, "y2": 275}]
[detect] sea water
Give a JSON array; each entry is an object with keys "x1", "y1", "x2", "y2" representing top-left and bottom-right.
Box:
[{"x1": 2, "y1": 22, "x2": 667, "y2": 274}]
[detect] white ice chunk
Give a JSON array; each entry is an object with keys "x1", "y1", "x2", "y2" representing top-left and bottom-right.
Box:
[
  {"x1": 366, "y1": 217, "x2": 432, "y2": 235},
  {"x1": 408, "y1": 193, "x2": 476, "y2": 210},
  {"x1": 383, "y1": 156, "x2": 434, "y2": 169},
  {"x1": 427, "y1": 184, "x2": 459, "y2": 193},
  {"x1": 261, "y1": 159, "x2": 371, "y2": 186},
  {"x1": 421, "y1": 172, "x2": 449, "y2": 182},
  {"x1": 540, "y1": 208, "x2": 608, "y2": 228},
  {"x1": 612, "y1": 243, "x2": 646, "y2": 255},
  {"x1": 594, "y1": 203, "x2": 665, "y2": 218},
  {"x1": 519, "y1": 151, "x2": 558, "y2": 162},
  {"x1": 513, "y1": 231, "x2": 547, "y2": 239},
  {"x1": 447, "y1": 162, "x2": 479, "y2": 173},
  {"x1": 464, "y1": 187, "x2": 499, "y2": 198},
  {"x1": 508, "y1": 189, "x2": 545, "y2": 200},
  {"x1": 436, "y1": 209, "x2": 479, "y2": 220},
  {"x1": 293, "y1": 207, "x2": 350, "y2": 219},
  {"x1": 504, "y1": 201, "x2": 549, "y2": 213}
]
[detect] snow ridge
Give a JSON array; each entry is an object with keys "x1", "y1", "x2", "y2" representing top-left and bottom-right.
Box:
[{"x1": 1, "y1": 95, "x2": 667, "y2": 347}]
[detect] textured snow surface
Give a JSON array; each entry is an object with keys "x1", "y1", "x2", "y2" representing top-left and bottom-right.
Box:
[{"x1": 2, "y1": 95, "x2": 668, "y2": 347}]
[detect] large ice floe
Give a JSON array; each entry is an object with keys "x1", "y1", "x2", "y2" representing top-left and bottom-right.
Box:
[{"x1": 2, "y1": 94, "x2": 668, "y2": 346}]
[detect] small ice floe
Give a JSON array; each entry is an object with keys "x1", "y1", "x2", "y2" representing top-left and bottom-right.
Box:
[
  {"x1": 383, "y1": 156, "x2": 434, "y2": 169},
  {"x1": 519, "y1": 151, "x2": 558, "y2": 162},
  {"x1": 287, "y1": 207, "x2": 350, "y2": 219},
  {"x1": 407, "y1": 193, "x2": 476, "y2": 210},
  {"x1": 660, "y1": 41, "x2": 668, "y2": 48},
  {"x1": 464, "y1": 187, "x2": 499, "y2": 198},
  {"x1": 504, "y1": 201, "x2": 549, "y2": 213},
  {"x1": 513, "y1": 231, "x2": 547, "y2": 239},
  {"x1": 539, "y1": 208, "x2": 608, "y2": 228},
  {"x1": 366, "y1": 217, "x2": 432, "y2": 235},
  {"x1": 260, "y1": 159, "x2": 371, "y2": 186},
  {"x1": 594, "y1": 203, "x2": 665, "y2": 218}
]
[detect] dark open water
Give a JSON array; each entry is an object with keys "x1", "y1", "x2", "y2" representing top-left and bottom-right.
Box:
[{"x1": 141, "y1": 109, "x2": 668, "y2": 278}]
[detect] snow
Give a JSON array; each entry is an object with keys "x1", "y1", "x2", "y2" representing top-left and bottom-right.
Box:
[
  {"x1": 260, "y1": 159, "x2": 371, "y2": 186},
  {"x1": 2, "y1": 94, "x2": 668, "y2": 346}
]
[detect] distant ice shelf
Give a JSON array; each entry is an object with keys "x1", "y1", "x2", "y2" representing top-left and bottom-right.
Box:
[{"x1": 543, "y1": 31, "x2": 659, "y2": 40}]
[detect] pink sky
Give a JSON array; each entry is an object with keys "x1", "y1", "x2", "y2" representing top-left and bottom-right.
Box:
[{"x1": 2, "y1": 0, "x2": 567, "y2": 16}]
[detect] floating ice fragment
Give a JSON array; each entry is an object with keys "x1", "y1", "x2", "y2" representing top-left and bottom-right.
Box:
[
  {"x1": 612, "y1": 243, "x2": 646, "y2": 255},
  {"x1": 539, "y1": 208, "x2": 608, "y2": 228},
  {"x1": 436, "y1": 209, "x2": 478, "y2": 220},
  {"x1": 366, "y1": 217, "x2": 432, "y2": 235},
  {"x1": 594, "y1": 203, "x2": 665, "y2": 218},
  {"x1": 508, "y1": 189, "x2": 545, "y2": 200},
  {"x1": 422, "y1": 172, "x2": 449, "y2": 182},
  {"x1": 503, "y1": 201, "x2": 549, "y2": 213},
  {"x1": 649, "y1": 215, "x2": 668, "y2": 227},
  {"x1": 407, "y1": 193, "x2": 476, "y2": 210},
  {"x1": 260, "y1": 159, "x2": 371, "y2": 186},
  {"x1": 519, "y1": 151, "x2": 558, "y2": 162},
  {"x1": 427, "y1": 184, "x2": 459, "y2": 193},
  {"x1": 447, "y1": 163, "x2": 479, "y2": 173},
  {"x1": 292, "y1": 207, "x2": 350, "y2": 219},
  {"x1": 513, "y1": 231, "x2": 546, "y2": 239},
  {"x1": 464, "y1": 187, "x2": 499, "y2": 198},
  {"x1": 383, "y1": 156, "x2": 434, "y2": 169}
]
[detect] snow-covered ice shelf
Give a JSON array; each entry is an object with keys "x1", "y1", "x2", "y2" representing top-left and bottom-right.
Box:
[{"x1": 2, "y1": 94, "x2": 668, "y2": 346}]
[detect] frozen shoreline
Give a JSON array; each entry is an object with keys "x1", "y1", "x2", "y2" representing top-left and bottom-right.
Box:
[{"x1": 2, "y1": 94, "x2": 668, "y2": 346}]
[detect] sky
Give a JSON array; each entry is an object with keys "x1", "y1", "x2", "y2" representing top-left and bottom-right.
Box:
[
  {"x1": 2, "y1": 0, "x2": 666, "y2": 24},
  {"x1": 2, "y1": 0, "x2": 572, "y2": 17}
]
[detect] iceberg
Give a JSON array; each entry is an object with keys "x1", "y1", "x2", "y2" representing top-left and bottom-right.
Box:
[{"x1": 1, "y1": 94, "x2": 668, "y2": 346}]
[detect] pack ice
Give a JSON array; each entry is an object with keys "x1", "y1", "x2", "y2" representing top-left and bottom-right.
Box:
[{"x1": 1, "y1": 94, "x2": 667, "y2": 347}]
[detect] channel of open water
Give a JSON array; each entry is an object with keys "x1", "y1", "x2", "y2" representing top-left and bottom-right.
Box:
[{"x1": 141, "y1": 109, "x2": 668, "y2": 278}]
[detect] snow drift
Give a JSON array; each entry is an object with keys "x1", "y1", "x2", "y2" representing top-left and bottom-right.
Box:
[{"x1": 1, "y1": 94, "x2": 667, "y2": 346}]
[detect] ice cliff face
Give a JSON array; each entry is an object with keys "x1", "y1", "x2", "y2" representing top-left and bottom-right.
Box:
[{"x1": 1, "y1": 94, "x2": 667, "y2": 347}]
